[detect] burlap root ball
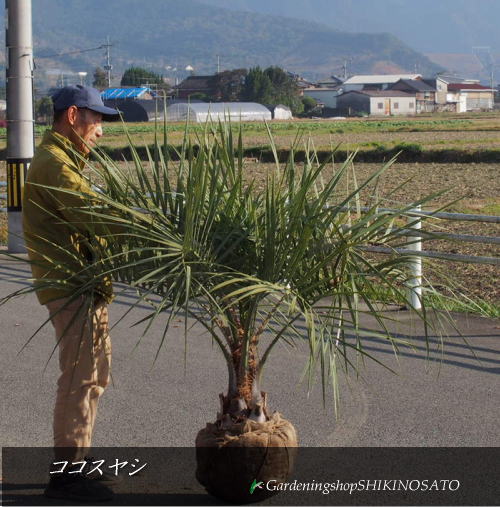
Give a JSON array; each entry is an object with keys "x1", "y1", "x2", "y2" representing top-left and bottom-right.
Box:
[{"x1": 195, "y1": 412, "x2": 298, "y2": 504}]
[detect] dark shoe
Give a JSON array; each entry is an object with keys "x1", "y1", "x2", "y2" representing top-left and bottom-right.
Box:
[
  {"x1": 84, "y1": 456, "x2": 123, "y2": 485},
  {"x1": 44, "y1": 474, "x2": 114, "y2": 502}
]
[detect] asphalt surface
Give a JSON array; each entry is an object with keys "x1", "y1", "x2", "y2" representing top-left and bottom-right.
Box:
[
  {"x1": 0, "y1": 255, "x2": 499, "y2": 504},
  {"x1": 1, "y1": 254, "x2": 499, "y2": 450}
]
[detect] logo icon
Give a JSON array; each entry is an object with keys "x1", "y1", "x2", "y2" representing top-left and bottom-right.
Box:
[{"x1": 249, "y1": 479, "x2": 264, "y2": 494}]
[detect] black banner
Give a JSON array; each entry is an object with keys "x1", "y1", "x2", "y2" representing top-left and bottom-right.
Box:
[{"x1": 2, "y1": 447, "x2": 499, "y2": 505}]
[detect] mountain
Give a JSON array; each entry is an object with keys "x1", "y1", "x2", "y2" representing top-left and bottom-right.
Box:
[
  {"x1": 201, "y1": 0, "x2": 500, "y2": 81},
  {"x1": 0, "y1": 0, "x2": 441, "y2": 88},
  {"x1": 200, "y1": 0, "x2": 500, "y2": 54}
]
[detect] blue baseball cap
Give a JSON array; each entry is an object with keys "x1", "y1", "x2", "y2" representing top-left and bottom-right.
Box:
[{"x1": 51, "y1": 85, "x2": 119, "y2": 121}]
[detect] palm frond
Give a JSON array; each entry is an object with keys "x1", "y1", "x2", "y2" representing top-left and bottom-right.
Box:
[{"x1": 1, "y1": 119, "x2": 463, "y2": 414}]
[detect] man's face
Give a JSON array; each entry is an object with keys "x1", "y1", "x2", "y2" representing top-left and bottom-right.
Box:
[{"x1": 70, "y1": 108, "x2": 103, "y2": 154}]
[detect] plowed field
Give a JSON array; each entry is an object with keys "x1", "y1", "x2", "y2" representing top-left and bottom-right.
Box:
[{"x1": 1, "y1": 142, "x2": 498, "y2": 307}]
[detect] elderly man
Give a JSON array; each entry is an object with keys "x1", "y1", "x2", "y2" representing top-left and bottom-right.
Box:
[{"x1": 22, "y1": 85, "x2": 120, "y2": 501}]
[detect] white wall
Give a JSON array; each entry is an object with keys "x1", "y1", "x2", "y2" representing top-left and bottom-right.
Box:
[
  {"x1": 459, "y1": 95, "x2": 467, "y2": 113},
  {"x1": 369, "y1": 96, "x2": 416, "y2": 115}
]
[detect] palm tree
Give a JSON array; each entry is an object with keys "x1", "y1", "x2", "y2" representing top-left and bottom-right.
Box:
[{"x1": 4, "y1": 121, "x2": 448, "y2": 502}]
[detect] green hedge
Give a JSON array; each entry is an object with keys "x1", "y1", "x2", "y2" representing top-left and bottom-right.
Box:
[
  {"x1": 95, "y1": 144, "x2": 500, "y2": 163},
  {"x1": 2, "y1": 144, "x2": 500, "y2": 163}
]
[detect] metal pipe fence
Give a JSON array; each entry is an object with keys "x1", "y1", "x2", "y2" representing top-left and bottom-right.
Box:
[{"x1": 338, "y1": 205, "x2": 499, "y2": 310}]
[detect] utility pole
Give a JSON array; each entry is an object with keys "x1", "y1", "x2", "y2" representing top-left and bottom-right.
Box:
[
  {"x1": 5, "y1": 0, "x2": 34, "y2": 253},
  {"x1": 217, "y1": 54, "x2": 220, "y2": 74},
  {"x1": 103, "y1": 36, "x2": 113, "y2": 87},
  {"x1": 342, "y1": 57, "x2": 352, "y2": 80}
]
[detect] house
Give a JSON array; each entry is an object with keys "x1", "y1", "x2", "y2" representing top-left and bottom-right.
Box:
[
  {"x1": 343, "y1": 74, "x2": 422, "y2": 92},
  {"x1": 336, "y1": 90, "x2": 416, "y2": 116},
  {"x1": 302, "y1": 75, "x2": 346, "y2": 110},
  {"x1": 389, "y1": 79, "x2": 437, "y2": 113},
  {"x1": 446, "y1": 83, "x2": 495, "y2": 111},
  {"x1": 316, "y1": 76, "x2": 344, "y2": 88},
  {"x1": 303, "y1": 87, "x2": 343, "y2": 108},
  {"x1": 287, "y1": 72, "x2": 314, "y2": 96},
  {"x1": 422, "y1": 76, "x2": 449, "y2": 104},
  {"x1": 174, "y1": 75, "x2": 213, "y2": 99}
]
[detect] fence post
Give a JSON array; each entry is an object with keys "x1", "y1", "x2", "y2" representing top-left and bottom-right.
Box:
[{"x1": 407, "y1": 205, "x2": 423, "y2": 310}]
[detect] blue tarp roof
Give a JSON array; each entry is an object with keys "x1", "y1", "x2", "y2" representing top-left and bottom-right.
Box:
[{"x1": 101, "y1": 87, "x2": 154, "y2": 99}]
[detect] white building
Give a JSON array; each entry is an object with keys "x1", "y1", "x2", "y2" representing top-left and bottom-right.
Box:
[
  {"x1": 343, "y1": 74, "x2": 422, "y2": 92},
  {"x1": 166, "y1": 102, "x2": 272, "y2": 122},
  {"x1": 446, "y1": 83, "x2": 495, "y2": 112},
  {"x1": 337, "y1": 90, "x2": 416, "y2": 116}
]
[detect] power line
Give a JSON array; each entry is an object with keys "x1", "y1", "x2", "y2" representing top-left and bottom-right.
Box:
[{"x1": 36, "y1": 43, "x2": 113, "y2": 59}]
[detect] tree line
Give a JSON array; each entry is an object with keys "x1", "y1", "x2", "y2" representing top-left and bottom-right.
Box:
[
  {"x1": 190, "y1": 67, "x2": 316, "y2": 115},
  {"x1": 34, "y1": 65, "x2": 319, "y2": 122},
  {"x1": 98, "y1": 65, "x2": 316, "y2": 115}
]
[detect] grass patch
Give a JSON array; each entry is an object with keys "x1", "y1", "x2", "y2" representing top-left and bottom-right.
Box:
[
  {"x1": 454, "y1": 200, "x2": 500, "y2": 216},
  {"x1": 364, "y1": 280, "x2": 500, "y2": 319},
  {"x1": 425, "y1": 292, "x2": 500, "y2": 319},
  {"x1": 0, "y1": 118, "x2": 481, "y2": 139},
  {"x1": 481, "y1": 203, "x2": 500, "y2": 215}
]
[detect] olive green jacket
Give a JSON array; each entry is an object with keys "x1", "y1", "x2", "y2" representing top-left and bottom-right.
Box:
[{"x1": 23, "y1": 130, "x2": 114, "y2": 305}]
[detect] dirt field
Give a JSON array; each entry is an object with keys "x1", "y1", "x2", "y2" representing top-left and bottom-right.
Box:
[
  {"x1": 1, "y1": 143, "x2": 498, "y2": 307},
  {"x1": 78, "y1": 124, "x2": 500, "y2": 152},
  {"x1": 2, "y1": 114, "x2": 500, "y2": 153}
]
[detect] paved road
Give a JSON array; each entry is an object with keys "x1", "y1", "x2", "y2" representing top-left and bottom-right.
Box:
[{"x1": 1, "y1": 255, "x2": 499, "y2": 453}]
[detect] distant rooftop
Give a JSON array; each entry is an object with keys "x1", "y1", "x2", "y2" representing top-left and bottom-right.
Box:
[
  {"x1": 344, "y1": 74, "x2": 422, "y2": 85},
  {"x1": 316, "y1": 75, "x2": 344, "y2": 87},
  {"x1": 448, "y1": 83, "x2": 494, "y2": 91},
  {"x1": 344, "y1": 90, "x2": 415, "y2": 97},
  {"x1": 101, "y1": 87, "x2": 154, "y2": 100},
  {"x1": 175, "y1": 75, "x2": 213, "y2": 90},
  {"x1": 304, "y1": 87, "x2": 342, "y2": 92},
  {"x1": 393, "y1": 79, "x2": 436, "y2": 92}
]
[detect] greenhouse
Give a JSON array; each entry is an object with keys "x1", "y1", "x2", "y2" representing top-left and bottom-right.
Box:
[
  {"x1": 103, "y1": 99, "x2": 164, "y2": 122},
  {"x1": 166, "y1": 102, "x2": 272, "y2": 123},
  {"x1": 267, "y1": 104, "x2": 293, "y2": 120}
]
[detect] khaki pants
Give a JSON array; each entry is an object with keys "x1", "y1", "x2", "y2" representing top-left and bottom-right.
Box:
[{"x1": 46, "y1": 296, "x2": 111, "y2": 460}]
